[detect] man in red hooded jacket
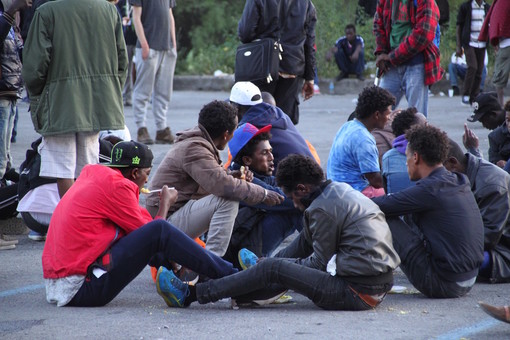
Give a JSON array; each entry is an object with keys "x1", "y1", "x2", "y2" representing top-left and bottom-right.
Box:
[
  {"x1": 479, "y1": 0, "x2": 510, "y2": 107},
  {"x1": 42, "y1": 141, "x2": 237, "y2": 307}
]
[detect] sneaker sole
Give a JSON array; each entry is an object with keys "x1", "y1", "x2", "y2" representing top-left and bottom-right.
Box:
[
  {"x1": 28, "y1": 236, "x2": 45, "y2": 241},
  {"x1": 234, "y1": 290, "x2": 288, "y2": 307},
  {"x1": 0, "y1": 245, "x2": 16, "y2": 250},
  {"x1": 156, "y1": 268, "x2": 184, "y2": 307},
  {"x1": 252, "y1": 290, "x2": 287, "y2": 306}
]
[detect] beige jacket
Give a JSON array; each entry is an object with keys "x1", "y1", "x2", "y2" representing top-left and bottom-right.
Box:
[{"x1": 146, "y1": 125, "x2": 266, "y2": 215}]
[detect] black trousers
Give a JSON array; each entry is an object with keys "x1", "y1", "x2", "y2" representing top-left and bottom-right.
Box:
[
  {"x1": 255, "y1": 77, "x2": 302, "y2": 125},
  {"x1": 386, "y1": 217, "x2": 473, "y2": 298},
  {"x1": 68, "y1": 220, "x2": 238, "y2": 307}
]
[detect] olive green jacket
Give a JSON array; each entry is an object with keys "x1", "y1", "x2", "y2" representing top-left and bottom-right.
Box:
[{"x1": 22, "y1": 0, "x2": 128, "y2": 136}]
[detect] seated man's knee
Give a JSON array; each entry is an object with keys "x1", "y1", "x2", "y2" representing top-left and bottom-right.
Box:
[{"x1": 217, "y1": 197, "x2": 239, "y2": 213}]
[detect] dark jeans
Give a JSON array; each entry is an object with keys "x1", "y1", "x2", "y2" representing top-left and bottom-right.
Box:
[
  {"x1": 223, "y1": 211, "x2": 303, "y2": 269},
  {"x1": 335, "y1": 48, "x2": 365, "y2": 76},
  {"x1": 463, "y1": 46, "x2": 486, "y2": 101},
  {"x1": 386, "y1": 217, "x2": 473, "y2": 298},
  {"x1": 255, "y1": 77, "x2": 302, "y2": 125},
  {"x1": 196, "y1": 257, "x2": 372, "y2": 311},
  {"x1": 68, "y1": 219, "x2": 238, "y2": 307}
]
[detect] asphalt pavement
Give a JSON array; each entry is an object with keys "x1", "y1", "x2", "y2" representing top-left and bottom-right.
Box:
[{"x1": 1, "y1": 90, "x2": 509, "y2": 339}]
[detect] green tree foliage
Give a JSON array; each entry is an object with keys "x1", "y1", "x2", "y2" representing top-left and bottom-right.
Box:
[{"x1": 174, "y1": 0, "x2": 480, "y2": 78}]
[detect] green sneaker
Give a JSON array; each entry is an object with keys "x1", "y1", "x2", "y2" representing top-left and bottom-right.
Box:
[{"x1": 156, "y1": 266, "x2": 189, "y2": 307}]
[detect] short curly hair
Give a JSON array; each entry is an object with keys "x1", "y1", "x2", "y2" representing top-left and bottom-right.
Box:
[
  {"x1": 198, "y1": 101, "x2": 238, "y2": 139},
  {"x1": 233, "y1": 132, "x2": 272, "y2": 165},
  {"x1": 355, "y1": 86, "x2": 395, "y2": 120},
  {"x1": 391, "y1": 107, "x2": 419, "y2": 136},
  {"x1": 275, "y1": 155, "x2": 324, "y2": 192},
  {"x1": 406, "y1": 125, "x2": 449, "y2": 166},
  {"x1": 447, "y1": 138, "x2": 468, "y2": 167},
  {"x1": 504, "y1": 100, "x2": 510, "y2": 112}
]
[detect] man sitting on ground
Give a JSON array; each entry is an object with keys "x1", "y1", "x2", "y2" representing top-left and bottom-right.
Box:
[
  {"x1": 224, "y1": 123, "x2": 303, "y2": 264},
  {"x1": 467, "y1": 92, "x2": 505, "y2": 131},
  {"x1": 373, "y1": 125, "x2": 484, "y2": 298},
  {"x1": 42, "y1": 141, "x2": 238, "y2": 307},
  {"x1": 327, "y1": 23, "x2": 365, "y2": 81},
  {"x1": 327, "y1": 86, "x2": 395, "y2": 197},
  {"x1": 160, "y1": 155, "x2": 400, "y2": 310},
  {"x1": 487, "y1": 100, "x2": 510, "y2": 169},
  {"x1": 382, "y1": 107, "x2": 427, "y2": 193},
  {"x1": 229, "y1": 82, "x2": 316, "y2": 169},
  {"x1": 146, "y1": 100, "x2": 284, "y2": 257},
  {"x1": 444, "y1": 139, "x2": 510, "y2": 283}
]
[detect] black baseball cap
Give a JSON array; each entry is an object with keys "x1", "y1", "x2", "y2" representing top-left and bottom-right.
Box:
[
  {"x1": 467, "y1": 92, "x2": 503, "y2": 122},
  {"x1": 105, "y1": 141, "x2": 153, "y2": 168}
]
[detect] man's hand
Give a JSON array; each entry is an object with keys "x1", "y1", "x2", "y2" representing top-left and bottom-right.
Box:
[
  {"x1": 231, "y1": 166, "x2": 254, "y2": 182},
  {"x1": 455, "y1": 46, "x2": 463, "y2": 58},
  {"x1": 141, "y1": 43, "x2": 150, "y2": 60},
  {"x1": 6, "y1": 0, "x2": 32, "y2": 16},
  {"x1": 350, "y1": 51, "x2": 359, "y2": 63},
  {"x1": 262, "y1": 190, "x2": 284, "y2": 206},
  {"x1": 158, "y1": 185, "x2": 178, "y2": 215},
  {"x1": 302, "y1": 81, "x2": 314, "y2": 101},
  {"x1": 462, "y1": 123, "x2": 479, "y2": 150},
  {"x1": 375, "y1": 53, "x2": 390, "y2": 75},
  {"x1": 325, "y1": 47, "x2": 337, "y2": 62},
  {"x1": 497, "y1": 160, "x2": 507, "y2": 168}
]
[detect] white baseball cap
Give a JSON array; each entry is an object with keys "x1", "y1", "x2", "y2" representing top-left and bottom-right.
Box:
[{"x1": 229, "y1": 81, "x2": 263, "y2": 106}]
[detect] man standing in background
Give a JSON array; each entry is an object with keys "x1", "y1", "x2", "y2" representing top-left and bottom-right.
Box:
[
  {"x1": 456, "y1": 0, "x2": 489, "y2": 105},
  {"x1": 22, "y1": 0, "x2": 127, "y2": 198},
  {"x1": 373, "y1": 0, "x2": 442, "y2": 117},
  {"x1": 479, "y1": 0, "x2": 510, "y2": 107},
  {"x1": 238, "y1": 0, "x2": 317, "y2": 125},
  {"x1": 130, "y1": 0, "x2": 177, "y2": 145}
]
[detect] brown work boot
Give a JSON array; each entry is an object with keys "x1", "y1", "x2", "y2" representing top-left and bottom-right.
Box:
[
  {"x1": 155, "y1": 127, "x2": 175, "y2": 144},
  {"x1": 479, "y1": 302, "x2": 510, "y2": 323},
  {"x1": 137, "y1": 127, "x2": 154, "y2": 145}
]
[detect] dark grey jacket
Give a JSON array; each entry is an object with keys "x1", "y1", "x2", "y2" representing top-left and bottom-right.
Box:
[
  {"x1": 280, "y1": 181, "x2": 400, "y2": 292},
  {"x1": 0, "y1": 11, "x2": 22, "y2": 98},
  {"x1": 238, "y1": 0, "x2": 317, "y2": 81},
  {"x1": 465, "y1": 153, "x2": 510, "y2": 283}
]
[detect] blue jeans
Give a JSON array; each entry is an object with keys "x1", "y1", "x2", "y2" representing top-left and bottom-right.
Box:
[
  {"x1": 449, "y1": 62, "x2": 487, "y2": 90},
  {"x1": 0, "y1": 99, "x2": 16, "y2": 178},
  {"x1": 382, "y1": 149, "x2": 414, "y2": 194},
  {"x1": 380, "y1": 62, "x2": 428, "y2": 116},
  {"x1": 68, "y1": 220, "x2": 238, "y2": 307}
]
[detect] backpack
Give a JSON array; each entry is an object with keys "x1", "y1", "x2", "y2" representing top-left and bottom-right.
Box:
[{"x1": 17, "y1": 138, "x2": 56, "y2": 203}]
